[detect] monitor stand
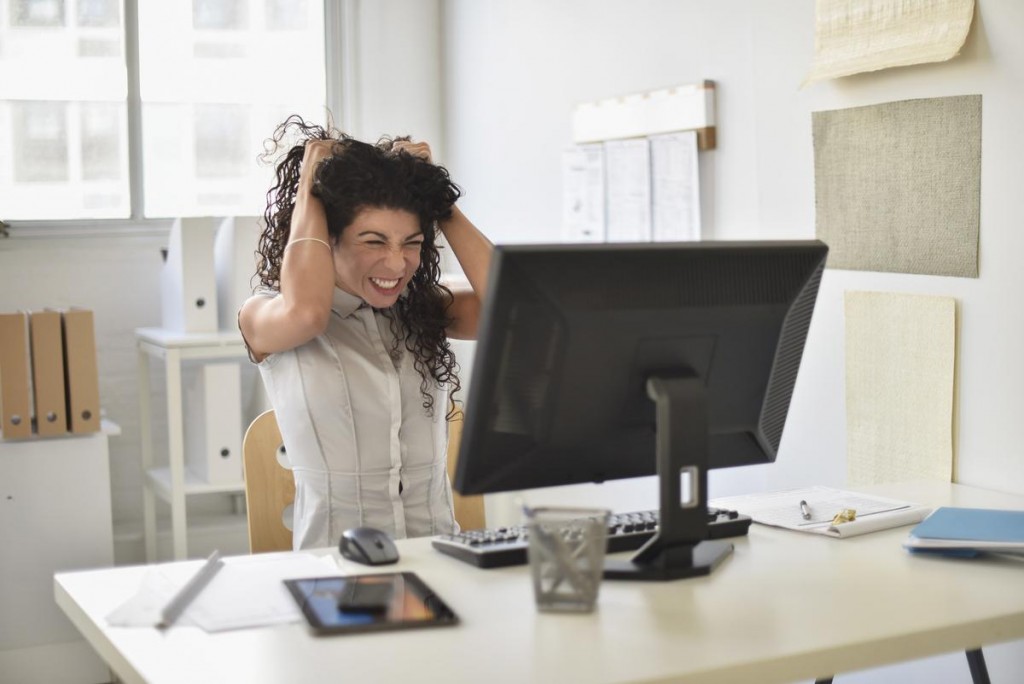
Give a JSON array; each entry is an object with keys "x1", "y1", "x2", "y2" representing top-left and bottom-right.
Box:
[{"x1": 604, "y1": 374, "x2": 733, "y2": 581}]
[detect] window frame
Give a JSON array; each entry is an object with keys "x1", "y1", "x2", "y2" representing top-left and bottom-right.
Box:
[{"x1": 1, "y1": 0, "x2": 346, "y2": 237}]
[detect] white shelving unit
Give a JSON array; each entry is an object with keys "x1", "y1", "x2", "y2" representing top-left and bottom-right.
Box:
[
  {"x1": 136, "y1": 327, "x2": 249, "y2": 561},
  {"x1": 0, "y1": 421, "x2": 118, "y2": 683}
]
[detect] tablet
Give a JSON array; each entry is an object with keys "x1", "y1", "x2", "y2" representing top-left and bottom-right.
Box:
[{"x1": 284, "y1": 572, "x2": 459, "y2": 635}]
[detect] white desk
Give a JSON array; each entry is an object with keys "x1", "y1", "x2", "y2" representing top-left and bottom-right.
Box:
[{"x1": 55, "y1": 482, "x2": 1024, "y2": 684}]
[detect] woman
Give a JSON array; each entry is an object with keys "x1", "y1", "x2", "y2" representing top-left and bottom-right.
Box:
[{"x1": 239, "y1": 117, "x2": 492, "y2": 549}]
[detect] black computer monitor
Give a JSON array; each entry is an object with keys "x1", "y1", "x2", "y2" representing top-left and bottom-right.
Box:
[{"x1": 454, "y1": 240, "x2": 828, "y2": 580}]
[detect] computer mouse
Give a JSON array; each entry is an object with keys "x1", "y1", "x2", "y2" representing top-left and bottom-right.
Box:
[{"x1": 338, "y1": 527, "x2": 400, "y2": 566}]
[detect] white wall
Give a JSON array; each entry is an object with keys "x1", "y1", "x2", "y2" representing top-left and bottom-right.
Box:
[
  {"x1": 441, "y1": 1, "x2": 1024, "y2": 681},
  {"x1": 442, "y1": 0, "x2": 1024, "y2": 494},
  {"x1": 347, "y1": 0, "x2": 445, "y2": 154}
]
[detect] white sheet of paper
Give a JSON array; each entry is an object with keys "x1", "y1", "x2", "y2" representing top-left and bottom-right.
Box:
[
  {"x1": 561, "y1": 144, "x2": 606, "y2": 243},
  {"x1": 106, "y1": 553, "x2": 340, "y2": 632},
  {"x1": 604, "y1": 138, "x2": 652, "y2": 242},
  {"x1": 650, "y1": 131, "x2": 701, "y2": 242},
  {"x1": 710, "y1": 486, "x2": 930, "y2": 538}
]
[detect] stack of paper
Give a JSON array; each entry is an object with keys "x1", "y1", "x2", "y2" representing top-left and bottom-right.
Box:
[
  {"x1": 904, "y1": 507, "x2": 1024, "y2": 557},
  {"x1": 107, "y1": 552, "x2": 340, "y2": 632},
  {"x1": 710, "y1": 486, "x2": 930, "y2": 538}
]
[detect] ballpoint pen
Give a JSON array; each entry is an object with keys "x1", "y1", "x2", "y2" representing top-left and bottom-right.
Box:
[
  {"x1": 799, "y1": 500, "x2": 812, "y2": 520},
  {"x1": 158, "y1": 550, "x2": 224, "y2": 629}
]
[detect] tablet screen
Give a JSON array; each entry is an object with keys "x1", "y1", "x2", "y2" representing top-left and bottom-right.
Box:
[{"x1": 284, "y1": 572, "x2": 458, "y2": 635}]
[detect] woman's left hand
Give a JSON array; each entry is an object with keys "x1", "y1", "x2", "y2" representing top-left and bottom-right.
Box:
[{"x1": 393, "y1": 140, "x2": 432, "y2": 163}]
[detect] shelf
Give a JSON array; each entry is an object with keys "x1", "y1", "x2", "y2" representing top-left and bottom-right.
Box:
[
  {"x1": 0, "y1": 419, "x2": 121, "y2": 441},
  {"x1": 135, "y1": 327, "x2": 244, "y2": 349},
  {"x1": 137, "y1": 326, "x2": 253, "y2": 560},
  {"x1": 146, "y1": 467, "x2": 245, "y2": 499}
]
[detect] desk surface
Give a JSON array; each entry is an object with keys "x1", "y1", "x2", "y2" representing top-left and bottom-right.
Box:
[{"x1": 55, "y1": 482, "x2": 1024, "y2": 684}]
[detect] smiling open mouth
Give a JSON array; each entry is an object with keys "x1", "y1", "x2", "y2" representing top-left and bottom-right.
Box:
[{"x1": 370, "y1": 277, "x2": 401, "y2": 290}]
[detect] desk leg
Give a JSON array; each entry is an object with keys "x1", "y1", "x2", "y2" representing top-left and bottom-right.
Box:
[
  {"x1": 966, "y1": 649, "x2": 990, "y2": 684},
  {"x1": 138, "y1": 346, "x2": 157, "y2": 562},
  {"x1": 165, "y1": 349, "x2": 188, "y2": 560}
]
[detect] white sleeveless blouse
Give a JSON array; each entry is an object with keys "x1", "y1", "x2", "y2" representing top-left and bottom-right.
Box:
[{"x1": 256, "y1": 287, "x2": 457, "y2": 549}]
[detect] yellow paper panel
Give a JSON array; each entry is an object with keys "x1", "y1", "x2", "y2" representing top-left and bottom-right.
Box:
[{"x1": 845, "y1": 291, "x2": 955, "y2": 485}]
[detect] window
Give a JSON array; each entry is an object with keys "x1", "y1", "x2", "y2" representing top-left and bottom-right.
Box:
[
  {"x1": 0, "y1": 0, "x2": 128, "y2": 219},
  {"x1": 0, "y1": 0, "x2": 327, "y2": 222}
]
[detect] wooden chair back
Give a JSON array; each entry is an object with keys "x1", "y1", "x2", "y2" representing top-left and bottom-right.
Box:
[
  {"x1": 242, "y1": 409, "x2": 295, "y2": 553},
  {"x1": 447, "y1": 409, "x2": 487, "y2": 531}
]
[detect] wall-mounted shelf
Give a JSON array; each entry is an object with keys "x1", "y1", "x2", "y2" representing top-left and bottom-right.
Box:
[{"x1": 572, "y1": 80, "x2": 717, "y2": 150}]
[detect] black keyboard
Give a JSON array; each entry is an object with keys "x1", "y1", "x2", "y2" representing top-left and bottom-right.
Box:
[{"x1": 431, "y1": 507, "x2": 752, "y2": 569}]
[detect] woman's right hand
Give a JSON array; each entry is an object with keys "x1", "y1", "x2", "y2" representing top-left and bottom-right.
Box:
[{"x1": 299, "y1": 139, "x2": 339, "y2": 189}]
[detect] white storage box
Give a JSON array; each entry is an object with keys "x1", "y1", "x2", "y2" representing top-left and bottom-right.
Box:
[{"x1": 183, "y1": 362, "x2": 243, "y2": 484}]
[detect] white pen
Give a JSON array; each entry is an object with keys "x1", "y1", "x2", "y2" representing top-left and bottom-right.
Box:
[
  {"x1": 799, "y1": 500, "x2": 812, "y2": 520},
  {"x1": 158, "y1": 550, "x2": 224, "y2": 629}
]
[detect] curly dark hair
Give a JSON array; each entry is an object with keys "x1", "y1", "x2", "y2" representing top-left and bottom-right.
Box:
[{"x1": 256, "y1": 115, "x2": 463, "y2": 418}]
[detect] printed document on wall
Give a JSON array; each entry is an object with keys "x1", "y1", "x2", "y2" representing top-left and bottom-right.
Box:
[
  {"x1": 650, "y1": 131, "x2": 701, "y2": 242},
  {"x1": 845, "y1": 291, "x2": 955, "y2": 486},
  {"x1": 604, "y1": 138, "x2": 651, "y2": 242},
  {"x1": 561, "y1": 144, "x2": 606, "y2": 243}
]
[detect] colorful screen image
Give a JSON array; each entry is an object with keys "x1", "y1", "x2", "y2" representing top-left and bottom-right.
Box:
[{"x1": 284, "y1": 572, "x2": 458, "y2": 635}]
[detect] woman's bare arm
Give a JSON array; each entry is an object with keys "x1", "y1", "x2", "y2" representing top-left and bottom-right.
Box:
[
  {"x1": 239, "y1": 141, "x2": 337, "y2": 361},
  {"x1": 441, "y1": 205, "x2": 492, "y2": 340}
]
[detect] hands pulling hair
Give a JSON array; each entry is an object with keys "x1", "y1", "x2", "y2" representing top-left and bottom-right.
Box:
[{"x1": 255, "y1": 115, "x2": 463, "y2": 418}]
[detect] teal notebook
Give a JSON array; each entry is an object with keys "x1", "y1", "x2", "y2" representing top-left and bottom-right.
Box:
[{"x1": 904, "y1": 507, "x2": 1024, "y2": 556}]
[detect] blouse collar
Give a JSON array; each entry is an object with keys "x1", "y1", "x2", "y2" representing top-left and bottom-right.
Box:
[{"x1": 331, "y1": 287, "x2": 366, "y2": 318}]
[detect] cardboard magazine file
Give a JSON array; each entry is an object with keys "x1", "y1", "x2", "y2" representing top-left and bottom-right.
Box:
[
  {"x1": 0, "y1": 312, "x2": 32, "y2": 439},
  {"x1": 214, "y1": 216, "x2": 262, "y2": 332},
  {"x1": 184, "y1": 362, "x2": 244, "y2": 484},
  {"x1": 30, "y1": 310, "x2": 68, "y2": 436},
  {"x1": 61, "y1": 308, "x2": 101, "y2": 434},
  {"x1": 162, "y1": 217, "x2": 220, "y2": 333}
]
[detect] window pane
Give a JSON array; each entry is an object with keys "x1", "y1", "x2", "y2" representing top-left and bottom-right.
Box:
[
  {"x1": 194, "y1": 103, "x2": 249, "y2": 178},
  {"x1": 13, "y1": 101, "x2": 68, "y2": 182},
  {"x1": 265, "y1": 0, "x2": 306, "y2": 30},
  {"x1": 81, "y1": 102, "x2": 122, "y2": 180},
  {"x1": 138, "y1": 0, "x2": 325, "y2": 218},
  {"x1": 77, "y1": 0, "x2": 118, "y2": 27},
  {"x1": 193, "y1": 0, "x2": 248, "y2": 30},
  {"x1": 10, "y1": 0, "x2": 65, "y2": 27},
  {"x1": 142, "y1": 102, "x2": 310, "y2": 217},
  {"x1": 0, "y1": 0, "x2": 128, "y2": 219}
]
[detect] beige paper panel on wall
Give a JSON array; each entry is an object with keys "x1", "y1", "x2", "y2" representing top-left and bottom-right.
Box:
[
  {"x1": 845, "y1": 291, "x2": 955, "y2": 486},
  {"x1": 814, "y1": 95, "x2": 981, "y2": 277},
  {"x1": 805, "y1": 0, "x2": 974, "y2": 84}
]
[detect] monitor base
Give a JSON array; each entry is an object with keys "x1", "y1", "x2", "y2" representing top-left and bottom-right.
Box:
[{"x1": 603, "y1": 540, "x2": 733, "y2": 581}]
